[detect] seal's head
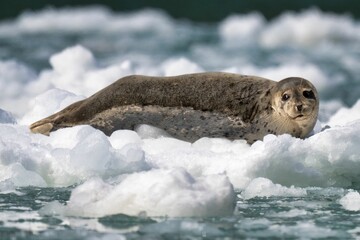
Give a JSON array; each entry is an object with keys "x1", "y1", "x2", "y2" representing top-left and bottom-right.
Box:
[{"x1": 271, "y1": 77, "x2": 319, "y2": 137}]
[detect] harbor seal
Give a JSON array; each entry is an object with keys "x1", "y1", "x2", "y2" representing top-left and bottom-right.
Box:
[{"x1": 29, "y1": 72, "x2": 319, "y2": 143}]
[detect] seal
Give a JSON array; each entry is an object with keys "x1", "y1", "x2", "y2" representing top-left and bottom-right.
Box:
[{"x1": 29, "y1": 72, "x2": 319, "y2": 143}]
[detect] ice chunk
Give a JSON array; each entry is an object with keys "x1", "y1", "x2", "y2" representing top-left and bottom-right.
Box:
[
  {"x1": 241, "y1": 178, "x2": 306, "y2": 199},
  {"x1": 139, "y1": 219, "x2": 224, "y2": 237},
  {"x1": 0, "y1": 60, "x2": 37, "y2": 116},
  {"x1": 250, "y1": 128, "x2": 360, "y2": 188},
  {"x1": 109, "y1": 130, "x2": 142, "y2": 150},
  {"x1": 47, "y1": 126, "x2": 149, "y2": 181},
  {"x1": 50, "y1": 45, "x2": 95, "y2": 74},
  {"x1": 20, "y1": 88, "x2": 84, "y2": 125},
  {"x1": 38, "y1": 200, "x2": 66, "y2": 216},
  {"x1": 62, "y1": 169, "x2": 236, "y2": 217},
  {"x1": 267, "y1": 209, "x2": 308, "y2": 218},
  {"x1": 233, "y1": 63, "x2": 330, "y2": 90},
  {"x1": 219, "y1": 13, "x2": 265, "y2": 45},
  {"x1": 35, "y1": 45, "x2": 135, "y2": 97},
  {"x1": 161, "y1": 57, "x2": 203, "y2": 76},
  {"x1": 135, "y1": 124, "x2": 172, "y2": 139},
  {"x1": 269, "y1": 221, "x2": 340, "y2": 239},
  {"x1": 0, "y1": 123, "x2": 150, "y2": 187},
  {"x1": 260, "y1": 9, "x2": 360, "y2": 48},
  {"x1": 339, "y1": 191, "x2": 360, "y2": 211},
  {"x1": 0, "y1": 7, "x2": 174, "y2": 35},
  {"x1": 0, "y1": 163, "x2": 47, "y2": 187},
  {"x1": 0, "y1": 109, "x2": 16, "y2": 124},
  {"x1": 319, "y1": 100, "x2": 344, "y2": 123},
  {"x1": 327, "y1": 99, "x2": 360, "y2": 127},
  {"x1": 0, "y1": 60, "x2": 36, "y2": 98}
]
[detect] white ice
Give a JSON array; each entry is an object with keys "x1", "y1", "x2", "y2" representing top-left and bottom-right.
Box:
[
  {"x1": 1, "y1": 9, "x2": 360, "y2": 218},
  {"x1": 0, "y1": 7, "x2": 174, "y2": 35},
  {"x1": 240, "y1": 178, "x2": 306, "y2": 200},
  {"x1": 339, "y1": 191, "x2": 360, "y2": 211},
  {"x1": 2, "y1": 95, "x2": 360, "y2": 217},
  {"x1": 40, "y1": 169, "x2": 235, "y2": 218}
]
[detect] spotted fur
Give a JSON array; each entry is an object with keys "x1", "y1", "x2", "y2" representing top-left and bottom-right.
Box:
[{"x1": 30, "y1": 72, "x2": 319, "y2": 144}]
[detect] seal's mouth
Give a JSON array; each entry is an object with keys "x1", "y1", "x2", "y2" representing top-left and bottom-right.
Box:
[{"x1": 294, "y1": 114, "x2": 304, "y2": 119}]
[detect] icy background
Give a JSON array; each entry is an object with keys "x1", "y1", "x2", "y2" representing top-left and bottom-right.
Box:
[{"x1": 1, "y1": 6, "x2": 360, "y2": 239}]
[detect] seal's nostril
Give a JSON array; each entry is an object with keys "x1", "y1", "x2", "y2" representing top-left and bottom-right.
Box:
[{"x1": 296, "y1": 105, "x2": 303, "y2": 112}]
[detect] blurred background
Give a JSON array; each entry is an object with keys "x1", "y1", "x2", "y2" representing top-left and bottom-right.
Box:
[
  {"x1": 1, "y1": 0, "x2": 360, "y2": 21},
  {"x1": 0, "y1": 0, "x2": 359, "y2": 120}
]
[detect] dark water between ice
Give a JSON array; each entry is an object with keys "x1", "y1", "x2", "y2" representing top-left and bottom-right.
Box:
[{"x1": 1, "y1": 187, "x2": 359, "y2": 239}]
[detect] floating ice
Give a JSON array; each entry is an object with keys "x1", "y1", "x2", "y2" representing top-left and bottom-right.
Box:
[
  {"x1": 0, "y1": 108, "x2": 16, "y2": 124},
  {"x1": 0, "y1": 60, "x2": 37, "y2": 116},
  {"x1": 233, "y1": 63, "x2": 330, "y2": 90},
  {"x1": 1, "y1": 5, "x2": 360, "y2": 221},
  {"x1": 269, "y1": 221, "x2": 341, "y2": 239},
  {"x1": 138, "y1": 124, "x2": 360, "y2": 189},
  {"x1": 134, "y1": 124, "x2": 172, "y2": 139},
  {"x1": 219, "y1": 13, "x2": 265, "y2": 45},
  {"x1": 161, "y1": 57, "x2": 204, "y2": 76},
  {"x1": 0, "y1": 163, "x2": 47, "y2": 187},
  {"x1": 218, "y1": 9, "x2": 360, "y2": 49},
  {"x1": 50, "y1": 45, "x2": 95, "y2": 75},
  {"x1": 241, "y1": 177, "x2": 306, "y2": 199},
  {"x1": 2, "y1": 81, "x2": 360, "y2": 195},
  {"x1": 339, "y1": 191, "x2": 360, "y2": 211},
  {"x1": 41, "y1": 169, "x2": 236, "y2": 217},
  {"x1": 318, "y1": 100, "x2": 344, "y2": 123},
  {"x1": 0, "y1": 7, "x2": 174, "y2": 35},
  {"x1": 0, "y1": 6, "x2": 358, "y2": 119},
  {"x1": 260, "y1": 9, "x2": 360, "y2": 48},
  {"x1": 0, "y1": 60, "x2": 36, "y2": 98},
  {"x1": 109, "y1": 130, "x2": 143, "y2": 150},
  {"x1": 20, "y1": 88, "x2": 84, "y2": 125},
  {"x1": 0, "y1": 122, "x2": 150, "y2": 187},
  {"x1": 139, "y1": 219, "x2": 224, "y2": 237},
  {"x1": 327, "y1": 99, "x2": 360, "y2": 127},
  {"x1": 267, "y1": 209, "x2": 308, "y2": 218},
  {"x1": 37, "y1": 45, "x2": 134, "y2": 97},
  {"x1": 0, "y1": 211, "x2": 48, "y2": 233}
]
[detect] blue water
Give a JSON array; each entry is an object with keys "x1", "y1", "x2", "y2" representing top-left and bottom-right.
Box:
[{"x1": 0, "y1": 187, "x2": 358, "y2": 239}]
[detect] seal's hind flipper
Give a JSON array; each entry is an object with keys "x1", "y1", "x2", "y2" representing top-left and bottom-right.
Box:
[
  {"x1": 29, "y1": 122, "x2": 54, "y2": 136},
  {"x1": 29, "y1": 99, "x2": 87, "y2": 136}
]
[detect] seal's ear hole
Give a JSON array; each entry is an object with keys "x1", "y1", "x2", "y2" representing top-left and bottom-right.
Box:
[
  {"x1": 303, "y1": 90, "x2": 315, "y2": 100},
  {"x1": 281, "y1": 93, "x2": 290, "y2": 101}
]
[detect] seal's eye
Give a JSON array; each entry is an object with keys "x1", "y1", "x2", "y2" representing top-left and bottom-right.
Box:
[
  {"x1": 303, "y1": 90, "x2": 315, "y2": 100},
  {"x1": 282, "y1": 94, "x2": 290, "y2": 101}
]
